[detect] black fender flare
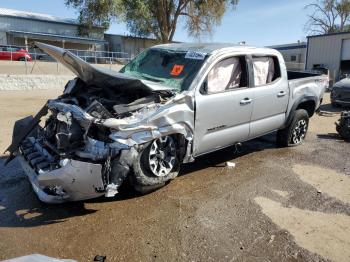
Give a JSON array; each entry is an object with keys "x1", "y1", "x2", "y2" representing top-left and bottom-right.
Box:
[{"x1": 283, "y1": 96, "x2": 317, "y2": 128}]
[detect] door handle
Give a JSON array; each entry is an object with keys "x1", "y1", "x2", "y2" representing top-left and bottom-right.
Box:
[
  {"x1": 277, "y1": 91, "x2": 286, "y2": 97},
  {"x1": 240, "y1": 98, "x2": 252, "y2": 105}
]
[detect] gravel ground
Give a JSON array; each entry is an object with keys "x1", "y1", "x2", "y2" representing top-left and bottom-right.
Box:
[{"x1": 0, "y1": 90, "x2": 349, "y2": 262}]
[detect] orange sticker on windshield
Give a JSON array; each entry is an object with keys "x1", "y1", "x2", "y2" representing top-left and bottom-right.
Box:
[{"x1": 171, "y1": 64, "x2": 184, "y2": 76}]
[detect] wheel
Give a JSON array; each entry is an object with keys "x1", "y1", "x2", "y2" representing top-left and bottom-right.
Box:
[
  {"x1": 336, "y1": 111, "x2": 350, "y2": 140},
  {"x1": 131, "y1": 135, "x2": 180, "y2": 192},
  {"x1": 18, "y1": 57, "x2": 26, "y2": 61},
  {"x1": 277, "y1": 109, "x2": 309, "y2": 147}
]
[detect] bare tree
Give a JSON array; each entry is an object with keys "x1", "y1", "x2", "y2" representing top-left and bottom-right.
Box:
[
  {"x1": 336, "y1": 0, "x2": 350, "y2": 30},
  {"x1": 305, "y1": 0, "x2": 350, "y2": 35}
]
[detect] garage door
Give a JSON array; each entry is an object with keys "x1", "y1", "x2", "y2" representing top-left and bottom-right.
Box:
[{"x1": 341, "y1": 39, "x2": 350, "y2": 60}]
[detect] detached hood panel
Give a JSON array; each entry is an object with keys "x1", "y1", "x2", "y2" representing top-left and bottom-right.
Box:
[{"x1": 35, "y1": 42, "x2": 170, "y2": 93}]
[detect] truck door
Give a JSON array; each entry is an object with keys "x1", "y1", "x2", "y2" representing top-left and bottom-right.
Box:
[
  {"x1": 193, "y1": 56, "x2": 254, "y2": 156},
  {"x1": 249, "y1": 55, "x2": 289, "y2": 138}
]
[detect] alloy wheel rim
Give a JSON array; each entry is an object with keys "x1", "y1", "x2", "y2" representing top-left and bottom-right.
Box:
[
  {"x1": 292, "y1": 119, "x2": 307, "y2": 144},
  {"x1": 148, "y1": 136, "x2": 176, "y2": 177}
]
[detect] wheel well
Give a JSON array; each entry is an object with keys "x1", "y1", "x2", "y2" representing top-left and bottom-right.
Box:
[
  {"x1": 172, "y1": 134, "x2": 188, "y2": 162},
  {"x1": 296, "y1": 100, "x2": 316, "y2": 117}
]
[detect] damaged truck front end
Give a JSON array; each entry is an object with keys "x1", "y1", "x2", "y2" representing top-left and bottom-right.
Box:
[{"x1": 6, "y1": 42, "x2": 197, "y2": 203}]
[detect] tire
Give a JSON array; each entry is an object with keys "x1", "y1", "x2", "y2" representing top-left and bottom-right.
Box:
[
  {"x1": 18, "y1": 57, "x2": 26, "y2": 61},
  {"x1": 277, "y1": 109, "x2": 309, "y2": 147},
  {"x1": 336, "y1": 111, "x2": 350, "y2": 140},
  {"x1": 131, "y1": 136, "x2": 181, "y2": 192}
]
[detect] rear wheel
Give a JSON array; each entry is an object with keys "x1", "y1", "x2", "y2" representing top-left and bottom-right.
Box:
[
  {"x1": 131, "y1": 136, "x2": 180, "y2": 193},
  {"x1": 277, "y1": 109, "x2": 309, "y2": 147}
]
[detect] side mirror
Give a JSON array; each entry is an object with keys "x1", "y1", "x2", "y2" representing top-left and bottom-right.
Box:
[{"x1": 200, "y1": 80, "x2": 208, "y2": 94}]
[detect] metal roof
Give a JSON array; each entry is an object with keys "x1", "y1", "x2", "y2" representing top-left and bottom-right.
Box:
[
  {"x1": 0, "y1": 7, "x2": 78, "y2": 25},
  {"x1": 268, "y1": 42, "x2": 307, "y2": 51},
  {"x1": 307, "y1": 31, "x2": 350, "y2": 38},
  {"x1": 8, "y1": 30, "x2": 107, "y2": 44}
]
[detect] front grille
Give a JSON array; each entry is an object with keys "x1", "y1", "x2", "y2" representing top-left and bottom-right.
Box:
[{"x1": 20, "y1": 137, "x2": 56, "y2": 174}]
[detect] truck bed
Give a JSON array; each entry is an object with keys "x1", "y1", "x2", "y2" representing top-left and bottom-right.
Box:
[
  {"x1": 287, "y1": 71, "x2": 323, "y2": 80},
  {"x1": 288, "y1": 70, "x2": 328, "y2": 90},
  {"x1": 287, "y1": 70, "x2": 329, "y2": 110}
]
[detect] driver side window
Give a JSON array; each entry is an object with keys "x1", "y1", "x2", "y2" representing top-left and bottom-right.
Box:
[{"x1": 206, "y1": 56, "x2": 247, "y2": 94}]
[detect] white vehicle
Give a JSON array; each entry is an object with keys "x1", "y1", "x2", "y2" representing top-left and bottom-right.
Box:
[{"x1": 6, "y1": 42, "x2": 328, "y2": 203}]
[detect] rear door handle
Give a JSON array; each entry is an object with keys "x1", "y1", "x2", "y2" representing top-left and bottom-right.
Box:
[
  {"x1": 277, "y1": 91, "x2": 286, "y2": 97},
  {"x1": 240, "y1": 98, "x2": 252, "y2": 105}
]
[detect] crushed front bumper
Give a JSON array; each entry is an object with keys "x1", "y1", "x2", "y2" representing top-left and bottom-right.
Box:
[{"x1": 18, "y1": 156, "x2": 105, "y2": 204}]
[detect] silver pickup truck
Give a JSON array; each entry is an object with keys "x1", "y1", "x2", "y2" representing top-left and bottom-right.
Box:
[{"x1": 6, "y1": 42, "x2": 328, "y2": 203}]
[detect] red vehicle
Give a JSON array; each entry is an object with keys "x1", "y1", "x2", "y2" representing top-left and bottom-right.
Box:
[{"x1": 0, "y1": 46, "x2": 32, "y2": 61}]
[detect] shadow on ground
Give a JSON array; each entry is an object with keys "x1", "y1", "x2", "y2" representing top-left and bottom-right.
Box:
[
  {"x1": 317, "y1": 133, "x2": 343, "y2": 141},
  {"x1": 0, "y1": 133, "x2": 278, "y2": 228},
  {"x1": 319, "y1": 102, "x2": 347, "y2": 114}
]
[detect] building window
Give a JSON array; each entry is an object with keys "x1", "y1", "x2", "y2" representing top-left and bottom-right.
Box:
[{"x1": 291, "y1": 55, "x2": 297, "y2": 62}]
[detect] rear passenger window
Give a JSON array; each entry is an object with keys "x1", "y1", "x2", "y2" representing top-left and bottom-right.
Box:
[
  {"x1": 252, "y1": 56, "x2": 281, "y2": 86},
  {"x1": 206, "y1": 56, "x2": 248, "y2": 94}
]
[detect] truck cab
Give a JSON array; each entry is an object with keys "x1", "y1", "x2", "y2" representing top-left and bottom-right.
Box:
[{"x1": 189, "y1": 46, "x2": 290, "y2": 155}]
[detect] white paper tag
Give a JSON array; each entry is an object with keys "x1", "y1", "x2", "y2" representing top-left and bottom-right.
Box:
[{"x1": 185, "y1": 51, "x2": 206, "y2": 60}]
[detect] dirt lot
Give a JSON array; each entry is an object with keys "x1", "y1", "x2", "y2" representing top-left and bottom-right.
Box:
[{"x1": 0, "y1": 90, "x2": 349, "y2": 262}]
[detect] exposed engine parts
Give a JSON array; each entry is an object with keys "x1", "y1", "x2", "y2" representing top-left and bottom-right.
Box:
[{"x1": 336, "y1": 111, "x2": 350, "y2": 140}]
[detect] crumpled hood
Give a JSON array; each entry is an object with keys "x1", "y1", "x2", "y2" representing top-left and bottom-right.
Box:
[{"x1": 35, "y1": 42, "x2": 174, "y2": 93}]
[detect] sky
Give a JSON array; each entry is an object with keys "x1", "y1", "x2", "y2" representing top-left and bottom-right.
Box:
[{"x1": 0, "y1": 0, "x2": 312, "y2": 46}]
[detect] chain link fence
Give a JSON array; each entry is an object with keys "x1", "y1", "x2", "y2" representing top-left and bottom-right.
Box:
[{"x1": 0, "y1": 44, "x2": 131, "y2": 74}]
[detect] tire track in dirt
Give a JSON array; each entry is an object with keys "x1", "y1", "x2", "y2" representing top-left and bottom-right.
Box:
[{"x1": 255, "y1": 164, "x2": 350, "y2": 262}]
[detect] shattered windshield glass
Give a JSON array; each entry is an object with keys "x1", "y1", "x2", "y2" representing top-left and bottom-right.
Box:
[{"x1": 120, "y1": 48, "x2": 208, "y2": 91}]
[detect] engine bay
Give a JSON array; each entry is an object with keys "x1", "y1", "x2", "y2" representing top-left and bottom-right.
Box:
[{"x1": 18, "y1": 78, "x2": 175, "y2": 173}]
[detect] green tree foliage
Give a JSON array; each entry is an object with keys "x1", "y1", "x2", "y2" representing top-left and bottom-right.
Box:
[
  {"x1": 305, "y1": 0, "x2": 350, "y2": 34},
  {"x1": 65, "y1": 0, "x2": 239, "y2": 42}
]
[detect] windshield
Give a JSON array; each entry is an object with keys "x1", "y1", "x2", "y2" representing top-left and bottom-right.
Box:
[{"x1": 120, "y1": 48, "x2": 208, "y2": 91}]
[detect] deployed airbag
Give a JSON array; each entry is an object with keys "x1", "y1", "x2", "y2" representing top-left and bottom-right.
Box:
[{"x1": 252, "y1": 57, "x2": 275, "y2": 85}]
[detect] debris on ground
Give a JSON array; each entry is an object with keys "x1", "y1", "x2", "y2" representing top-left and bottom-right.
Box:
[
  {"x1": 268, "y1": 235, "x2": 276, "y2": 244},
  {"x1": 226, "y1": 161, "x2": 236, "y2": 168},
  {"x1": 93, "y1": 255, "x2": 106, "y2": 262}
]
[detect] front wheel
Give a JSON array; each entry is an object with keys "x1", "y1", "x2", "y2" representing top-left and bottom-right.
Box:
[
  {"x1": 277, "y1": 109, "x2": 309, "y2": 147},
  {"x1": 131, "y1": 136, "x2": 180, "y2": 193}
]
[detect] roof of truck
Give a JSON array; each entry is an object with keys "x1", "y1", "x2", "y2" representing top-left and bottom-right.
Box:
[{"x1": 152, "y1": 42, "x2": 276, "y2": 55}]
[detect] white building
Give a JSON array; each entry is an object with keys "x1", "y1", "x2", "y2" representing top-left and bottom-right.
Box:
[
  {"x1": 0, "y1": 8, "x2": 107, "y2": 51},
  {"x1": 268, "y1": 42, "x2": 307, "y2": 71},
  {"x1": 306, "y1": 32, "x2": 350, "y2": 82}
]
